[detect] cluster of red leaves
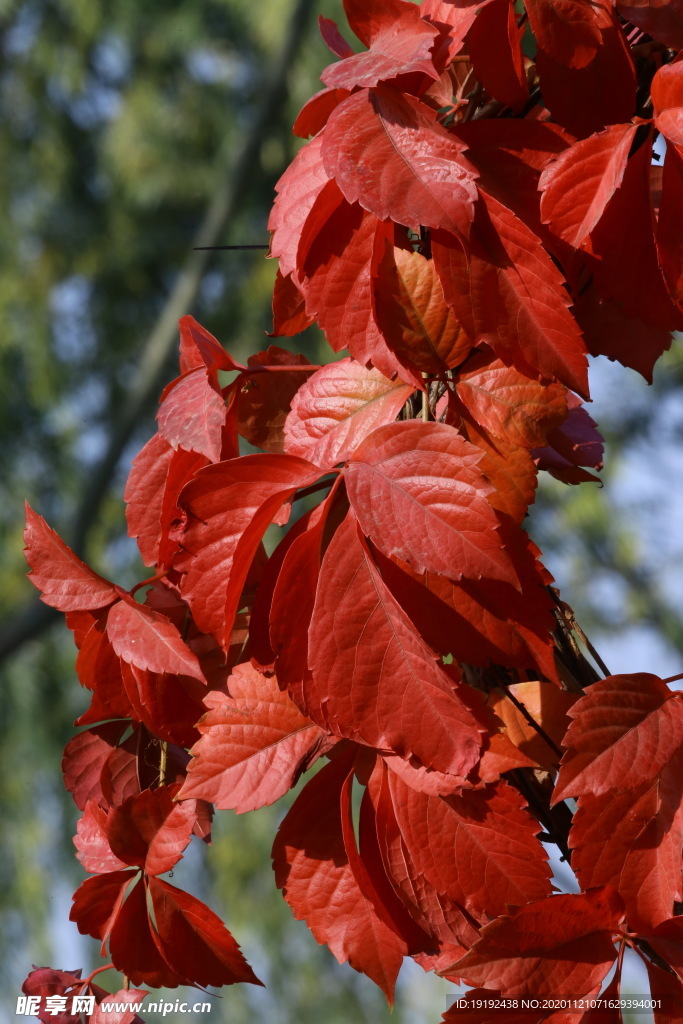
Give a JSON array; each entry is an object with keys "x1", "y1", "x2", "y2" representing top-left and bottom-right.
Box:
[
  {"x1": 22, "y1": 0, "x2": 683, "y2": 1020},
  {"x1": 22, "y1": 966, "x2": 146, "y2": 1024}
]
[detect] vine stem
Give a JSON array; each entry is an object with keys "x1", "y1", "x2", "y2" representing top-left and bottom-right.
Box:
[
  {"x1": 129, "y1": 570, "x2": 168, "y2": 597},
  {"x1": 159, "y1": 741, "x2": 168, "y2": 786},
  {"x1": 500, "y1": 683, "x2": 564, "y2": 758},
  {"x1": 664, "y1": 671, "x2": 683, "y2": 684},
  {"x1": 81, "y1": 964, "x2": 115, "y2": 988},
  {"x1": 293, "y1": 477, "x2": 336, "y2": 503},
  {"x1": 570, "y1": 618, "x2": 612, "y2": 677},
  {"x1": 549, "y1": 588, "x2": 611, "y2": 678},
  {"x1": 632, "y1": 937, "x2": 682, "y2": 977}
]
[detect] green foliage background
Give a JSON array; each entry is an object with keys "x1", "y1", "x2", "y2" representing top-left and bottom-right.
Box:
[{"x1": 0, "y1": 2, "x2": 681, "y2": 1022}]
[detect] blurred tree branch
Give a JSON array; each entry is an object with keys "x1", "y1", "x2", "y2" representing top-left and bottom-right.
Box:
[{"x1": 0, "y1": 0, "x2": 318, "y2": 663}]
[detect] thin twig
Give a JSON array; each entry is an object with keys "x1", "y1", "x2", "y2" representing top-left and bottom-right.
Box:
[
  {"x1": 193, "y1": 244, "x2": 269, "y2": 250},
  {"x1": 570, "y1": 618, "x2": 612, "y2": 678},
  {"x1": 292, "y1": 477, "x2": 336, "y2": 503},
  {"x1": 548, "y1": 587, "x2": 611, "y2": 679},
  {"x1": 421, "y1": 374, "x2": 429, "y2": 422},
  {"x1": 159, "y1": 740, "x2": 168, "y2": 786},
  {"x1": 500, "y1": 684, "x2": 564, "y2": 758}
]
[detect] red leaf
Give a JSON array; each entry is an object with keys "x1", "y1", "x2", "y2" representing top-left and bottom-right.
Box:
[
  {"x1": 124, "y1": 434, "x2": 209, "y2": 569},
  {"x1": 616, "y1": 0, "x2": 683, "y2": 49},
  {"x1": 272, "y1": 749, "x2": 407, "y2": 1000},
  {"x1": 268, "y1": 134, "x2": 331, "y2": 279},
  {"x1": 305, "y1": 511, "x2": 486, "y2": 776},
  {"x1": 99, "y1": 748, "x2": 141, "y2": 811},
  {"x1": 345, "y1": 420, "x2": 519, "y2": 585},
  {"x1": 570, "y1": 746, "x2": 683, "y2": 930},
  {"x1": 99, "y1": 726, "x2": 179, "y2": 808},
  {"x1": 157, "y1": 367, "x2": 226, "y2": 463},
  {"x1": 646, "y1": 960, "x2": 683, "y2": 1024},
  {"x1": 357, "y1": 779, "x2": 438, "y2": 954},
  {"x1": 540, "y1": 124, "x2": 638, "y2": 248},
  {"x1": 477, "y1": 729, "x2": 540, "y2": 778},
  {"x1": 175, "y1": 455, "x2": 319, "y2": 648},
  {"x1": 300, "y1": 198, "x2": 419, "y2": 384},
  {"x1": 588, "y1": 133, "x2": 681, "y2": 331},
  {"x1": 525, "y1": 0, "x2": 603, "y2": 68},
  {"x1": 72, "y1": 612, "x2": 127, "y2": 706},
  {"x1": 553, "y1": 674, "x2": 683, "y2": 803},
  {"x1": 487, "y1": 682, "x2": 578, "y2": 772},
  {"x1": 420, "y1": 1, "x2": 484, "y2": 61},
  {"x1": 178, "y1": 315, "x2": 244, "y2": 374},
  {"x1": 284, "y1": 357, "x2": 414, "y2": 469},
  {"x1": 269, "y1": 269, "x2": 314, "y2": 336},
  {"x1": 269, "y1": 493, "x2": 335, "y2": 693},
  {"x1": 454, "y1": 118, "x2": 572, "y2": 235},
  {"x1": 441, "y1": 981, "x2": 621, "y2": 1022},
  {"x1": 657, "y1": 142, "x2": 683, "y2": 308},
  {"x1": 65, "y1": 606, "x2": 98, "y2": 646},
  {"x1": 124, "y1": 433, "x2": 175, "y2": 567},
  {"x1": 157, "y1": 448, "x2": 212, "y2": 568},
  {"x1": 432, "y1": 196, "x2": 590, "y2": 397},
  {"x1": 322, "y1": 2, "x2": 443, "y2": 91},
  {"x1": 292, "y1": 87, "x2": 351, "y2": 138},
  {"x1": 450, "y1": 405, "x2": 540, "y2": 523},
  {"x1": 22, "y1": 967, "x2": 84, "y2": 1000},
  {"x1": 318, "y1": 15, "x2": 354, "y2": 58},
  {"x1": 374, "y1": 246, "x2": 473, "y2": 375},
  {"x1": 452, "y1": 888, "x2": 624, "y2": 997},
  {"x1": 299, "y1": 205, "x2": 385, "y2": 366},
  {"x1": 237, "y1": 346, "x2": 312, "y2": 454},
  {"x1": 337, "y1": 768, "x2": 422, "y2": 1002},
  {"x1": 24, "y1": 504, "x2": 119, "y2": 612},
  {"x1": 22, "y1": 969, "x2": 118, "y2": 1024},
  {"x1": 527, "y1": 0, "x2": 636, "y2": 137},
  {"x1": 105, "y1": 785, "x2": 197, "y2": 876},
  {"x1": 89, "y1": 989, "x2": 148, "y2": 1024},
  {"x1": 574, "y1": 283, "x2": 674, "y2": 383},
  {"x1": 179, "y1": 662, "x2": 327, "y2": 813},
  {"x1": 372, "y1": 524, "x2": 556, "y2": 674},
  {"x1": 455, "y1": 349, "x2": 568, "y2": 450},
  {"x1": 70, "y1": 869, "x2": 137, "y2": 946},
  {"x1": 381, "y1": 753, "x2": 467, "y2": 798},
  {"x1": 249, "y1": 503, "x2": 320, "y2": 669},
  {"x1": 382, "y1": 767, "x2": 551, "y2": 924},
  {"x1": 533, "y1": 393, "x2": 604, "y2": 484},
  {"x1": 321, "y1": 87, "x2": 478, "y2": 239},
  {"x1": 62, "y1": 722, "x2": 128, "y2": 810},
  {"x1": 652, "y1": 61, "x2": 683, "y2": 147},
  {"x1": 343, "y1": 0, "x2": 427, "y2": 47},
  {"x1": 369, "y1": 757, "x2": 480, "y2": 948},
  {"x1": 647, "y1": 916, "x2": 683, "y2": 985},
  {"x1": 441, "y1": 988, "x2": 543, "y2": 1023},
  {"x1": 468, "y1": 0, "x2": 529, "y2": 111},
  {"x1": 74, "y1": 802, "x2": 129, "y2": 874},
  {"x1": 120, "y1": 662, "x2": 205, "y2": 749},
  {"x1": 106, "y1": 597, "x2": 204, "y2": 680},
  {"x1": 149, "y1": 876, "x2": 261, "y2": 987},
  {"x1": 107, "y1": 876, "x2": 182, "y2": 989}
]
